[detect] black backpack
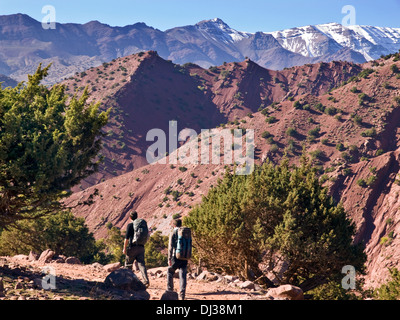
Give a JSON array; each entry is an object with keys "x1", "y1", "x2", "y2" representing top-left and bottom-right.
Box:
[{"x1": 132, "y1": 219, "x2": 149, "y2": 246}]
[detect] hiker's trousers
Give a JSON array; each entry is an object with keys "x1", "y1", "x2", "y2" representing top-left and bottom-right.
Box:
[
  {"x1": 125, "y1": 245, "x2": 149, "y2": 285},
  {"x1": 167, "y1": 258, "x2": 188, "y2": 298}
]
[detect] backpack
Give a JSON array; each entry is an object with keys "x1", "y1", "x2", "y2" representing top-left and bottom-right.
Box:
[
  {"x1": 175, "y1": 227, "x2": 192, "y2": 260},
  {"x1": 132, "y1": 219, "x2": 149, "y2": 246}
]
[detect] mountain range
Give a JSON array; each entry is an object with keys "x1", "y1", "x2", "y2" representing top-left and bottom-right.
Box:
[
  {"x1": 0, "y1": 14, "x2": 399, "y2": 84},
  {"x1": 2, "y1": 12, "x2": 400, "y2": 291}
]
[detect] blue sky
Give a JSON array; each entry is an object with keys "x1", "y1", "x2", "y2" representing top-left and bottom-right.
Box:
[{"x1": 1, "y1": 0, "x2": 399, "y2": 32}]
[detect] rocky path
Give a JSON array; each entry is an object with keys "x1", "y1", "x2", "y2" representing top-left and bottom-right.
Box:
[{"x1": 0, "y1": 255, "x2": 270, "y2": 300}]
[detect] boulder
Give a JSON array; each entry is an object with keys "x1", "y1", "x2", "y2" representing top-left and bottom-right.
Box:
[
  {"x1": 57, "y1": 255, "x2": 67, "y2": 263},
  {"x1": 13, "y1": 254, "x2": 29, "y2": 261},
  {"x1": 160, "y1": 290, "x2": 179, "y2": 300},
  {"x1": 38, "y1": 249, "x2": 55, "y2": 263},
  {"x1": 28, "y1": 251, "x2": 39, "y2": 261},
  {"x1": 196, "y1": 270, "x2": 223, "y2": 282},
  {"x1": 196, "y1": 270, "x2": 207, "y2": 281},
  {"x1": 206, "y1": 272, "x2": 220, "y2": 281},
  {"x1": 266, "y1": 285, "x2": 304, "y2": 300},
  {"x1": 53, "y1": 257, "x2": 65, "y2": 263},
  {"x1": 224, "y1": 275, "x2": 238, "y2": 282},
  {"x1": 65, "y1": 257, "x2": 81, "y2": 265},
  {"x1": 148, "y1": 267, "x2": 167, "y2": 276},
  {"x1": 215, "y1": 277, "x2": 224, "y2": 283},
  {"x1": 240, "y1": 280, "x2": 255, "y2": 290},
  {"x1": 104, "y1": 262, "x2": 121, "y2": 273},
  {"x1": 104, "y1": 269, "x2": 146, "y2": 291},
  {"x1": 90, "y1": 262, "x2": 103, "y2": 270}
]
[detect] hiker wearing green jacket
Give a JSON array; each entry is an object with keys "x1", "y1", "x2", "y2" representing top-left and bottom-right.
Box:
[{"x1": 123, "y1": 211, "x2": 150, "y2": 288}]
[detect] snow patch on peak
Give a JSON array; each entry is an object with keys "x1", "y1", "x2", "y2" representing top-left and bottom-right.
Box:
[
  {"x1": 197, "y1": 18, "x2": 230, "y2": 29},
  {"x1": 266, "y1": 22, "x2": 400, "y2": 61},
  {"x1": 195, "y1": 18, "x2": 250, "y2": 43},
  {"x1": 267, "y1": 25, "x2": 341, "y2": 58},
  {"x1": 316, "y1": 24, "x2": 400, "y2": 60}
]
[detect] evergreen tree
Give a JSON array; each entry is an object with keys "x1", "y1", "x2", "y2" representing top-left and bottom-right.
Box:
[
  {"x1": 184, "y1": 157, "x2": 366, "y2": 291},
  {"x1": 100, "y1": 224, "x2": 125, "y2": 264},
  {"x1": 145, "y1": 231, "x2": 169, "y2": 268},
  {"x1": 0, "y1": 64, "x2": 109, "y2": 228},
  {"x1": 374, "y1": 268, "x2": 400, "y2": 300},
  {"x1": 0, "y1": 210, "x2": 99, "y2": 263}
]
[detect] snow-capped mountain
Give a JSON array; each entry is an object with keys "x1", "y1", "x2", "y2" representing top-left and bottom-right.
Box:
[
  {"x1": 170, "y1": 18, "x2": 400, "y2": 66},
  {"x1": 268, "y1": 24, "x2": 344, "y2": 58},
  {"x1": 194, "y1": 18, "x2": 400, "y2": 61},
  {"x1": 270, "y1": 22, "x2": 400, "y2": 61},
  {"x1": 195, "y1": 18, "x2": 249, "y2": 43},
  {"x1": 0, "y1": 14, "x2": 399, "y2": 84}
]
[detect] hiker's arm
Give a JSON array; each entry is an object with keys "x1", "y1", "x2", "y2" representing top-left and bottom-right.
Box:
[
  {"x1": 168, "y1": 231, "x2": 174, "y2": 265},
  {"x1": 123, "y1": 224, "x2": 132, "y2": 255},
  {"x1": 123, "y1": 239, "x2": 129, "y2": 255}
]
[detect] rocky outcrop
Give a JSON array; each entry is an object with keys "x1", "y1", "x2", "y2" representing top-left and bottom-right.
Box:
[
  {"x1": 65, "y1": 257, "x2": 81, "y2": 265},
  {"x1": 104, "y1": 262, "x2": 121, "y2": 273},
  {"x1": 28, "y1": 251, "x2": 39, "y2": 261},
  {"x1": 104, "y1": 269, "x2": 147, "y2": 292},
  {"x1": 38, "y1": 250, "x2": 55, "y2": 263},
  {"x1": 13, "y1": 250, "x2": 84, "y2": 266},
  {"x1": 266, "y1": 285, "x2": 304, "y2": 300}
]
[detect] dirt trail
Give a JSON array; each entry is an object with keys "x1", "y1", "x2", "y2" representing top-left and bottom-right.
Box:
[{"x1": 0, "y1": 256, "x2": 262, "y2": 300}]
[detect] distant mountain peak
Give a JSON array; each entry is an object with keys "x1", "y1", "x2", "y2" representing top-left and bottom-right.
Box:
[
  {"x1": 84, "y1": 20, "x2": 104, "y2": 26},
  {"x1": 0, "y1": 12, "x2": 39, "y2": 26},
  {"x1": 195, "y1": 18, "x2": 249, "y2": 43},
  {"x1": 131, "y1": 22, "x2": 153, "y2": 29},
  {"x1": 196, "y1": 18, "x2": 230, "y2": 27}
]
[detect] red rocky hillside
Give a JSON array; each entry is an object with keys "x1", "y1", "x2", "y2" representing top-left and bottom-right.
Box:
[
  {"x1": 61, "y1": 51, "x2": 362, "y2": 189},
  {"x1": 65, "y1": 51, "x2": 400, "y2": 289}
]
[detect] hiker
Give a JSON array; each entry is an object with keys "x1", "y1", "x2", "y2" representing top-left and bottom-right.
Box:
[
  {"x1": 123, "y1": 211, "x2": 150, "y2": 287},
  {"x1": 167, "y1": 219, "x2": 192, "y2": 300}
]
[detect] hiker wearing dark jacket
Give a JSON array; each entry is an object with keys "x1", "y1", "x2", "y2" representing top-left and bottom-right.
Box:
[
  {"x1": 167, "y1": 219, "x2": 188, "y2": 300},
  {"x1": 123, "y1": 211, "x2": 149, "y2": 287}
]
